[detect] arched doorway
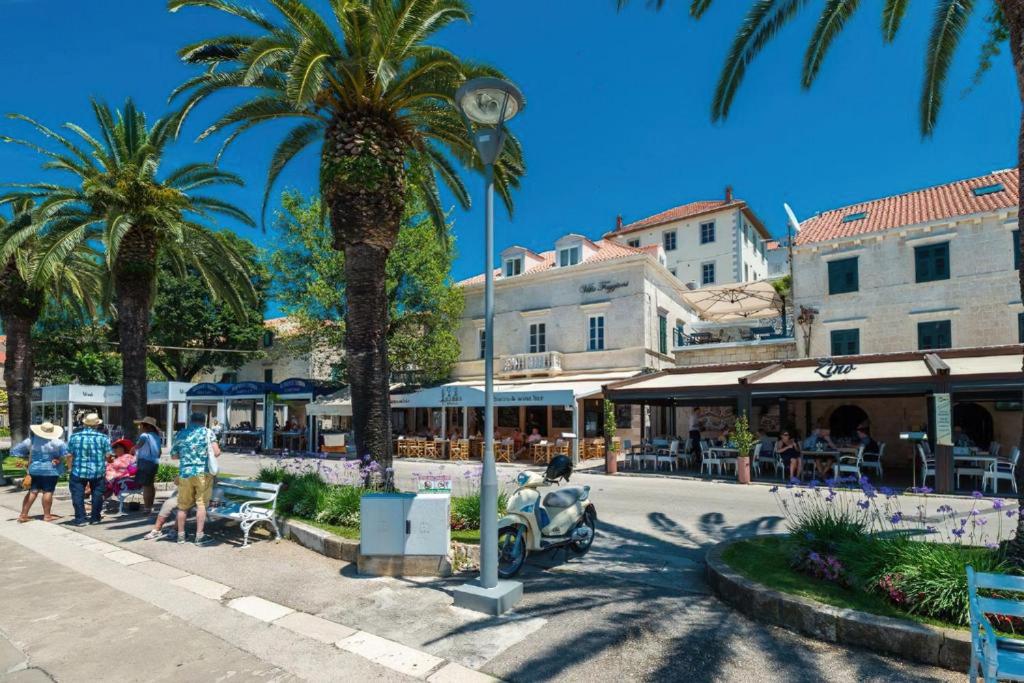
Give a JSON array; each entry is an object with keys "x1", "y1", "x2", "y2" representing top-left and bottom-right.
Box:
[
  {"x1": 953, "y1": 402, "x2": 993, "y2": 447},
  {"x1": 828, "y1": 405, "x2": 869, "y2": 441}
]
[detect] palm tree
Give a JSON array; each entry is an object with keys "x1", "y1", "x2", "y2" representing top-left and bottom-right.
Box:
[
  {"x1": 1, "y1": 100, "x2": 258, "y2": 438},
  {"x1": 0, "y1": 198, "x2": 103, "y2": 442},
  {"x1": 168, "y1": 0, "x2": 525, "y2": 463},
  {"x1": 620, "y1": 0, "x2": 1024, "y2": 556}
]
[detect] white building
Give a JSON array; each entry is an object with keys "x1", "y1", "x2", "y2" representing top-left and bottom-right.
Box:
[
  {"x1": 793, "y1": 168, "x2": 1020, "y2": 358},
  {"x1": 205, "y1": 317, "x2": 340, "y2": 385},
  {"x1": 604, "y1": 187, "x2": 773, "y2": 287}
]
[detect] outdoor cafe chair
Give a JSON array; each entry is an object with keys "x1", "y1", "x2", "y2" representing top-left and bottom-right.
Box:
[
  {"x1": 422, "y1": 439, "x2": 441, "y2": 459},
  {"x1": 655, "y1": 440, "x2": 679, "y2": 472},
  {"x1": 450, "y1": 439, "x2": 469, "y2": 461},
  {"x1": 861, "y1": 442, "x2": 885, "y2": 479},
  {"x1": 917, "y1": 444, "x2": 936, "y2": 489},
  {"x1": 532, "y1": 440, "x2": 551, "y2": 464},
  {"x1": 554, "y1": 439, "x2": 570, "y2": 458},
  {"x1": 752, "y1": 442, "x2": 777, "y2": 477},
  {"x1": 983, "y1": 447, "x2": 1019, "y2": 495},
  {"x1": 988, "y1": 442, "x2": 1002, "y2": 459},
  {"x1": 834, "y1": 445, "x2": 865, "y2": 481},
  {"x1": 700, "y1": 447, "x2": 723, "y2": 476},
  {"x1": 496, "y1": 440, "x2": 514, "y2": 463},
  {"x1": 955, "y1": 445, "x2": 986, "y2": 490}
]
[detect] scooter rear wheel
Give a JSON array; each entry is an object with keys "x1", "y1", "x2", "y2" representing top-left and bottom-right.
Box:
[
  {"x1": 497, "y1": 526, "x2": 527, "y2": 578},
  {"x1": 570, "y1": 511, "x2": 596, "y2": 555}
]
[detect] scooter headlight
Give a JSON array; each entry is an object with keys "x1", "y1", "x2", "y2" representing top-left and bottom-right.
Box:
[{"x1": 516, "y1": 472, "x2": 530, "y2": 487}]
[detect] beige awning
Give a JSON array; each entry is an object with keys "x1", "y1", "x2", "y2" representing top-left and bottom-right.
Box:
[
  {"x1": 307, "y1": 387, "x2": 352, "y2": 417},
  {"x1": 681, "y1": 280, "x2": 781, "y2": 322}
]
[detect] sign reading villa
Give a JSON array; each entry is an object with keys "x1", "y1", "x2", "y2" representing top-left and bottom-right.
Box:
[{"x1": 579, "y1": 280, "x2": 628, "y2": 295}]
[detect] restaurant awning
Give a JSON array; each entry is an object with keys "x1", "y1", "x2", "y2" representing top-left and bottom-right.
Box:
[
  {"x1": 307, "y1": 387, "x2": 353, "y2": 417},
  {"x1": 681, "y1": 280, "x2": 781, "y2": 322},
  {"x1": 391, "y1": 371, "x2": 640, "y2": 409}
]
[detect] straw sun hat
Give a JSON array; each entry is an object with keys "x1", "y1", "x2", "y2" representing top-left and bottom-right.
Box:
[{"x1": 29, "y1": 421, "x2": 64, "y2": 440}]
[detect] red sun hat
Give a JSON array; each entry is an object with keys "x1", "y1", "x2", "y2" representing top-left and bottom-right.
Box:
[{"x1": 111, "y1": 438, "x2": 135, "y2": 452}]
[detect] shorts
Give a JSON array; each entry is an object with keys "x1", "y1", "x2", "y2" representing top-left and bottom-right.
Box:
[
  {"x1": 135, "y1": 459, "x2": 159, "y2": 486},
  {"x1": 177, "y1": 474, "x2": 213, "y2": 511},
  {"x1": 29, "y1": 475, "x2": 59, "y2": 493}
]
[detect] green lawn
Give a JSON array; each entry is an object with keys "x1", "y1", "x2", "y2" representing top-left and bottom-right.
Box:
[
  {"x1": 722, "y1": 536, "x2": 962, "y2": 631},
  {"x1": 291, "y1": 515, "x2": 480, "y2": 545}
]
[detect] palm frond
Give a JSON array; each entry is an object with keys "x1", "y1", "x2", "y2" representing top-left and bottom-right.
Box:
[
  {"x1": 882, "y1": 0, "x2": 911, "y2": 42},
  {"x1": 802, "y1": 0, "x2": 861, "y2": 88},
  {"x1": 921, "y1": 0, "x2": 975, "y2": 136}
]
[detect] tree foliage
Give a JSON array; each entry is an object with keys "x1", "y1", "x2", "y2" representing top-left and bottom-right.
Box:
[
  {"x1": 268, "y1": 190, "x2": 463, "y2": 385},
  {"x1": 31, "y1": 308, "x2": 123, "y2": 386}
]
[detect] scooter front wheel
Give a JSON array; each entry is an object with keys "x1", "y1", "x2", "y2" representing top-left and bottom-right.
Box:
[
  {"x1": 497, "y1": 525, "x2": 527, "y2": 578},
  {"x1": 570, "y1": 510, "x2": 596, "y2": 555}
]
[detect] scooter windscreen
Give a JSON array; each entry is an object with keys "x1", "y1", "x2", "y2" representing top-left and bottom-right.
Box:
[{"x1": 545, "y1": 455, "x2": 573, "y2": 482}]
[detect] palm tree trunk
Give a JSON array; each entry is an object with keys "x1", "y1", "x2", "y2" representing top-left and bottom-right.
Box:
[
  {"x1": 322, "y1": 111, "x2": 407, "y2": 466},
  {"x1": 114, "y1": 228, "x2": 158, "y2": 440},
  {"x1": 996, "y1": 0, "x2": 1024, "y2": 562},
  {"x1": 2, "y1": 312, "x2": 36, "y2": 443}
]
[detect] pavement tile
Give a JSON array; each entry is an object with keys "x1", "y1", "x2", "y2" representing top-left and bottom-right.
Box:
[
  {"x1": 81, "y1": 541, "x2": 119, "y2": 554},
  {"x1": 273, "y1": 612, "x2": 357, "y2": 644},
  {"x1": 227, "y1": 596, "x2": 295, "y2": 623},
  {"x1": 427, "y1": 662, "x2": 498, "y2": 682},
  {"x1": 0, "y1": 635, "x2": 26, "y2": 673},
  {"x1": 103, "y1": 550, "x2": 149, "y2": 566},
  {"x1": 131, "y1": 560, "x2": 191, "y2": 581},
  {"x1": 3, "y1": 669, "x2": 54, "y2": 682},
  {"x1": 338, "y1": 630, "x2": 445, "y2": 678},
  {"x1": 170, "y1": 574, "x2": 231, "y2": 600}
]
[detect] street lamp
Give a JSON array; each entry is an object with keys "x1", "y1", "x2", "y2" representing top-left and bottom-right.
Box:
[{"x1": 451, "y1": 77, "x2": 525, "y2": 616}]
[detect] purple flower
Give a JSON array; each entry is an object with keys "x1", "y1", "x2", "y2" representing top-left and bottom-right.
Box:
[
  {"x1": 960, "y1": 517, "x2": 969, "y2": 527},
  {"x1": 976, "y1": 518, "x2": 988, "y2": 526},
  {"x1": 857, "y1": 500, "x2": 870, "y2": 510},
  {"x1": 890, "y1": 512, "x2": 903, "y2": 525},
  {"x1": 937, "y1": 504, "x2": 954, "y2": 514},
  {"x1": 987, "y1": 543, "x2": 1000, "y2": 550},
  {"x1": 825, "y1": 493, "x2": 837, "y2": 503},
  {"x1": 769, "y1": 486, "x2": 779, "y2": 493},
  {"x1": 1007, "y1": 510, "x2": 1018, "y2": 519},
  {"x1": 993, "y1": 499, "x2": 1005, "y2": 510},
  {"x1": 952, "y1": 527, "x2": 965, "y2": 538},
  {"x1": 973, "y1": 491, "x2": 984, "y2": 499},
  {"x1": 925, "y1": 525, "x2": 938, "y2": 533},
  {"x1": 919, "y1": 486, "x2": 933, "y2": 494}
]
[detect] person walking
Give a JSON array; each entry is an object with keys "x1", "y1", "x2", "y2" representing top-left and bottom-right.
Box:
[
  {"x1": 132, "y1": 416, "x2": 163, "y2": 514},
  {"x1": 13, "y1": 421, "x2": 69, "y2": 523},
  {"x1": 67, "y1": 413, "x2": 112, "y2": 526},
  {"x1": 170, "y1": 411, "x2": 221, "y2": 546}
]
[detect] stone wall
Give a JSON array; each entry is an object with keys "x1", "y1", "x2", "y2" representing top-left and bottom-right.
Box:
[{"x1": 673, "y1": 338, "x2": 797, "y2": 367}]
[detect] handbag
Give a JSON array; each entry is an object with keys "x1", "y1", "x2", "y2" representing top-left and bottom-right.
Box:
[
  {"x1": 207, "y1": 429, "x2": 220, "y2": 476},
  {"x1": 21, "y1": 473, "x2": 32, "y2": 490}
]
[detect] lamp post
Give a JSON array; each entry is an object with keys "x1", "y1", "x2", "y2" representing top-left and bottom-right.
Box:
[{"x1": 451, "y1": 77, "x2": 525, "y2": 616}]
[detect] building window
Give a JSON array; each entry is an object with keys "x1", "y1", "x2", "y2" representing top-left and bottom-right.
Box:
[
  {"x1": 504, "y1": 257, "x2": 522, "y2": 277},
  {"x1": 263, "y1": 369, "x2": 274, "y2": 383},
  {"x1": 1019, "y1": 312, "x2": 1024, "y2": 343},
  {"x1": 478, "y1": 329, "x2": 486, "y2": 359},
  {"x1": 529, "y1": 323, "x2": 546, "y2": 353},
  {"x1": 627, "y1": 238, "x2": 640, "y2": 248},
  {"x1": 663, "y1": 231, "x2": 677, "y2": 251},
  {"x1": 917, "y1": 320, "x2": 952, "y2": 350},
  {"x1": 827, "y1": 257, "x2": 859, "y2": 295},
  {"x1": 658, "y1": 314, "x2": 668, "y2": 355},
  {"x1": 700, "y1": 221, "x2": 715, "y2": 244},
  {"x1": 558, "y1": 246, "x2": 580, "y2": 267},
  {"x1": 262, "y1": 331, "x2": 274, "y2": 348},
  {"x1": 914, "y1": 242, "x2": 950, "y2": 283},
  {"x1": 1014, "y1": 230, "x2": 1020, "y2": 270},
  {"x1": 588, "y1": 315, "x2": 605, "y2": 351},
  {"x1": 830, "y1": 329, "x2": 860, "y2": 356},
  {"x1": 701, "y1": 262, "x2": 716, "y2": 285}
]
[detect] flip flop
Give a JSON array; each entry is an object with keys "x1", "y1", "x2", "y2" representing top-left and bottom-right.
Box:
[
  {"x1": 43, "y1": 515, "x2": 62, "y2": 522},
  {"x1": 16, "y1": 517, "x2": 30, "y2": 523}
]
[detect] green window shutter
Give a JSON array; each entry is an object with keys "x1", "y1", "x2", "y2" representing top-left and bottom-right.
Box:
[
  {"x1": 658, "y1": 315, "x2": 668, "y2": 354},
  {"x1": 830, "y1": 329, "x2": 859, "y2": 356},
  {"x1": 1019, "y1": 312, "x2": 1024, "y2": 344},
  {"x1": 827, "y1": 258, "x2": 858, "y2": 295},
  {"x1": 917, "y1": 320, "x2": 951, "y2": 350},
  {"x1": 915, "y1": 243, "x2": 950, "y2": 283}
]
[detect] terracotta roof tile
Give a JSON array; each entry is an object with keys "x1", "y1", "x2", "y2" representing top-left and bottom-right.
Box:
[
  {"x1": 609, "y1": 199, "x2": 742, "y2": 236},
  {"x1": 457, "y1": 239, "x2": 650, "y2": 287},
  {"x1": 795, "y1": 169, "x2": 1019, "y2": 246}
]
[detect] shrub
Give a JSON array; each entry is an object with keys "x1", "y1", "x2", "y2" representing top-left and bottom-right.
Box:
[
  {"x1": 451, "y1": 490, "x2": 509, "y2": 531},
  {"x1": 257, "y1": 466, "x2": 291, "y2": 485},
  {"x1": 316, "y1": 485, "x2": 362, "y2": 527},
  {"x1": 156, "y1": 463, "x2": 178, "y2": 483}
]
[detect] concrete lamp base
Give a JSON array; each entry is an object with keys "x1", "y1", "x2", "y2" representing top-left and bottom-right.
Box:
[{"x1": 451, "y1": 579, "x2": 523, "y2": 616}]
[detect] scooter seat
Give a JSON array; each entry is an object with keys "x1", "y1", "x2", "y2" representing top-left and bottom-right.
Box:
[{"x1": 543, "y1": 486, "x2": 588, "y2": 508}]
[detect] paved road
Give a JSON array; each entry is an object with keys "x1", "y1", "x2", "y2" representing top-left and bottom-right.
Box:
[{"x1": 0, "y1": 456, "x2": 972, "y2": 682}]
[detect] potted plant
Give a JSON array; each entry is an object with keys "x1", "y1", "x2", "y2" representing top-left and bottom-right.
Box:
[
  {"x1": 603, "y1": 399, "x2": 618, "y2": 473},
  {"x1": 732, "y1": 414, "x2": 756, "y2": 485}
]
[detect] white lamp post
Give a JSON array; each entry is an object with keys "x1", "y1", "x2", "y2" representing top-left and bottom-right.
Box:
[{"x1": 451, "y1": 77, "x2": 525, "y2": 616}]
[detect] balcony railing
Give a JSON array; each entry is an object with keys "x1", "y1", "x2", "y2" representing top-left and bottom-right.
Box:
[{"x1": 498, "y1": 351, "x2": 563, "y2": 377}]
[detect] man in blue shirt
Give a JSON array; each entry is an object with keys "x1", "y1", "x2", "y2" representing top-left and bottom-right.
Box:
[
  {"x1": 132, "y1": 416, "x2": 163, "y2": 514},
  {"x1": 171, "y1": 412, "x2": 220, "y2": 546},
  {"x1": 12, "y1": 421, "x2": 68, "y2": 523},
  {"x1": 67, "y1": 413, "x2": 112, "y2": 525}
]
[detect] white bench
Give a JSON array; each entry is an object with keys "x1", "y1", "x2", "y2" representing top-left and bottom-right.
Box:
[
  {"x1": 208, "y1": 478, "x2": 282, "y2": 547},
  {"x1": 967, "y1": 565, "x2": 1024, "y2": 682},
  {"x1": 115, "y1": 479, "x2": 145, "y2": 514}
]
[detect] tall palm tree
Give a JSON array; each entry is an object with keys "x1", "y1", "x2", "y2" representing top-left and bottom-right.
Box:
[
  {"x1": 1, "y1": 100, "x2": 258, "y2": 437},
  {"x1": 0, "y1": 198, "x2": 103, "y2": 442},
  {"x1": 168, "y1": 0, "x2": 525, "y2": 463},
  {"x1": 620, "y1": 0, "x2": 1024, "y2": 556}
]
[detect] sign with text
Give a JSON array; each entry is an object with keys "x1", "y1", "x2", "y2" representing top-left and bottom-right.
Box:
[
  {"x1": 934, "y1": 393, "x2": 952, "y2": 446},
  {"x1": 813, "y1": 358, "x2": 857, "y2": 379},
  {"x1": 416, "y1": 477, "x2": 452, "y2": 493}
]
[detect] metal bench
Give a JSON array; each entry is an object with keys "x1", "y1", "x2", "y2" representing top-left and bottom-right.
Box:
[
  {"x1": 208, "y1": 478, "x2": 282, "y2": 547},
  {"x1": 967, "y1": 565, "x2": 1024, "y2": 682},
  {"x1": 115, "y1": 479, "x2": 144, "y2": 514}
]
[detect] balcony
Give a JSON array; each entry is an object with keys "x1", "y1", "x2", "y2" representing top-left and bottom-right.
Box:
[
  {"x1": 498, "y1": 351, "x2": 564, "y2": 377},
  {"x1": 674, "y1": 322, "x2": 796, "y2": 367}
]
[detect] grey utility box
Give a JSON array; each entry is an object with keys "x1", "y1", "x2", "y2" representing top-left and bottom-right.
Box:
[{"x1": 360, "y1": 493, "x2": 451, "y2": 557}]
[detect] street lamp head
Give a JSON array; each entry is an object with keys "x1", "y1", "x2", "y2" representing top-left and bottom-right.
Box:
[{"x1": 455, "y1": 77, "x2": 524, "y2": 126}]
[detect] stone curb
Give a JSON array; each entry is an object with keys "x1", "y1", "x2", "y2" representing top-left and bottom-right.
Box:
[
  {"x1": 704, "y1": 539, "x2": 971, "y2": 672},
  {"x1": 278, "y1": 517, "x2": 481, "y2": 570}
]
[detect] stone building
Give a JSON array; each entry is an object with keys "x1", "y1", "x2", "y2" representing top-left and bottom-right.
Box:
[{"x1": 204, "y1": 317, "x2": 340, "y2": 385}]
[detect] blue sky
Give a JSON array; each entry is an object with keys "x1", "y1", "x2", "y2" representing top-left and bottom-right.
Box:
[{"x1": 0, "y1": 1, "x2": 1017, "y2": 309}]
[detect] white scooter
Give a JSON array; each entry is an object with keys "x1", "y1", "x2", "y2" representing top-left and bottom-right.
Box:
[{"x1": 497, "y1": 455, "x2": 596, "y2": 577}]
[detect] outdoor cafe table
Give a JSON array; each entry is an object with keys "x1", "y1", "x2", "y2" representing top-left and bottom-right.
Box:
[
  {"x1": 224, "y1": 429, "x2": 262, "y2": 450},
  {"x1": 276, "y1": 430, "x2": 304, "y2": 451},
  {"x1": 802, "y1": 449, "x2": 842, "y2": 477},
  {"x1": 954, "y1": 453, "x2": 999, "y2": 468},
  {"x1": 709, "y1": 447, "x2": 739, "y2": 474}
]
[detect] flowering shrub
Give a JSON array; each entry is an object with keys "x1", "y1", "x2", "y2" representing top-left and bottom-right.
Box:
[{"x1": 771, "y1": 478, "x2": 1019, "y2": 625}]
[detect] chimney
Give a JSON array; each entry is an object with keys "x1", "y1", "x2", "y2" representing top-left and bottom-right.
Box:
[
  {"x1": 725, "y1": 185, "x2": 733, "y2": 203},
  {"x1": 615, "y1": 214, "x2": 623, "y2": 231}
]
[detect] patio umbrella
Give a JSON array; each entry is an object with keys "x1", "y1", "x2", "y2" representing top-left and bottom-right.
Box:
[{"x1": 681, "y1": 280, "x2": 782, "y2": 322}]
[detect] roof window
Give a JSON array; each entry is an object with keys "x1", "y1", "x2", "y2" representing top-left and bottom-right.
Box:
[
  {"x1": 841, "y1": 212, "x2": 868, "y2": 223},
  {"x1": 972, "y1": 183, "x2": 1005, "y2": 197}
]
